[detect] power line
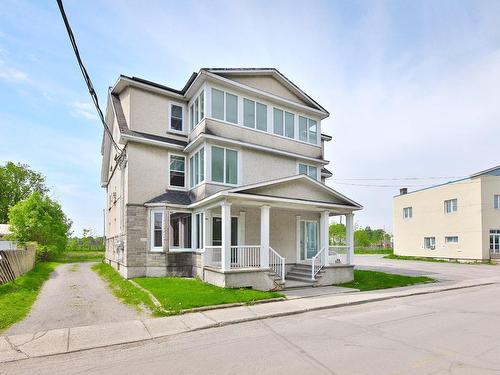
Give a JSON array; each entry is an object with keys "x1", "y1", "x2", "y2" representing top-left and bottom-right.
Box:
[
  {"x1": 334, "y1": 176, "x2": 466, "y2": 181},
  {"x1": 56, "y1": 0, "x2": 123, "y2": 156}
]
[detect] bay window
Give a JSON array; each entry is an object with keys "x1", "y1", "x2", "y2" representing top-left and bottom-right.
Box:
[
  {"x1": 189, "y1": 90, "x2": 205, "y2": 130},
  {"x1": 244, "y1": 99, "x2": 268, "y2": 131},
  {"x1": 189, "y1": 147, "x2": 205, "y2": 187},
  {"x1": 211, "y1": 146, "x2": 238, "y2": 185},
  {"x1": 299, "y1": 116, "x2": 317, "y2": 144},
  {"x1": 273, "y1": 108, "x2": 283, "y2": 136},
  {"x1": 150, "y1": 210, "x2": 164, "y2": 251}
]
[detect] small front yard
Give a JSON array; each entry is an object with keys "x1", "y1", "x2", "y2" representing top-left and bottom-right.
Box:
[
  {"x1": 336, "y1": 270, "x2": 434, "y2": 291},
  {"x1": 0, "y1": 262, "x2": 58, "y2": 332},
  {"x1": 133, "y1": 277, "x2": 283, "y2": 313}
]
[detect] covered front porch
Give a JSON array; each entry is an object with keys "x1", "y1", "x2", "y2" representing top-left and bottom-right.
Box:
[{"x1": 194, "y1": 176, "x2": 362, "y2": 290}]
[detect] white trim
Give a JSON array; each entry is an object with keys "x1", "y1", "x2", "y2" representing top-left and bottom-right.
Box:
[
  {"x1": 188, "y1": 145, "x2": 206, "y2": 189},
  {"x1": 120, "y1": 133, "x2": 185, "y2": 150},
  {"x1": 111, "y1": 76, "x2": 187, "y2": 100},
  {"x1": 150, "y1": 209, "x2": 164, "y2": 252},
  {"x1": 185, "y1": 133, "x2": 327, "y2": 165},
  {"x1": 168, "y1": 153, "x2": 187, "y2": 190},
  {"x1": 209, "y1": 144, "x2": 240, "y2": 186},
  {"x1": 297, "y1": 162, "x2": 320, "y2": 181}
]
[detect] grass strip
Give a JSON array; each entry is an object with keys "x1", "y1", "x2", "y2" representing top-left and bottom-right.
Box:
[
  {"x1": 384, "y1": 254, "x2": 496, "y2": 265},
  {"x1": 336, "y1": 269, "x2": 434, "y2": 291},
  {"x1": 91, "y1": 263, "x2": 164, "y2": 316},
  {"x1": 0, "y1": 262, "x2": 58, "y2": 332},
  {"x1": 54, "y1": 250, "x2": 104, "y2": 263},
  {"x1": 133, "y1": 277, "x2": 284, "y2": 314}
]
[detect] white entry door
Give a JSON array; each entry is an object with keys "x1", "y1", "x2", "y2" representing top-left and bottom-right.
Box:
[
  {"x1": 300, "y1": 220, "x2": 318, "y2": 261},
  {"x1": 491, "y1": 230, "x2": 500, "y2": 254}
]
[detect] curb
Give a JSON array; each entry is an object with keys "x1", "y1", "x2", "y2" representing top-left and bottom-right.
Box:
[{"x1": 1, "y1": 280, "x2": 496, "y2": 364}]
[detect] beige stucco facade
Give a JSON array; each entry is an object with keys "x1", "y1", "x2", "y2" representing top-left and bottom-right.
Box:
[
  {"x1": 101, "y1": 68, "x2": 361, "y2": 289},
  {"x1": 393, "y1": 172, "x2": 500, "y2": 260}
]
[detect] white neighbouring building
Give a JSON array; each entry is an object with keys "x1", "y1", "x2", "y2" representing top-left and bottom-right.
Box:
[
  {"x1": 393, "y1": 165, "x2": 500, "y2": 261},
  {"x1": 101, "y1": 68, "x2": 362, "y2": 290}
]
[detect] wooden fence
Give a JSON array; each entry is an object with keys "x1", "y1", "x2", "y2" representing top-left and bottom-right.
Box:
[{"x1": 0, "y1": 245, "x2": 36, "y2": 285}]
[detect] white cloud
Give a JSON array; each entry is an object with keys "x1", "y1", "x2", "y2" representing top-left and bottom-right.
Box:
[{"x1": 0, "y1": 63, "x2": 29, "y2": 83}]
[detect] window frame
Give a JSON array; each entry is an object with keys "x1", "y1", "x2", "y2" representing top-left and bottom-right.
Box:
[
  {"x1": 423, "y1": 237, "x2": 436, "y2": 250},
  {"x1": 168, "y1": 153, "x2": 186, "y2": 190},
  {"x1": 494, "y1": 195, "x2": 500, "y2": 210},
  {"x1": 210, "y1": 145, "x2": 239, "y2": 186},
  {"x1": 193, "y1": 212, "x2": 204, "y2": 250},
  {"x1": 298, "y1": 162, "x2": 319, "y2": 181},
  {"x1": 445, "y1": 236, "x2": 459, "y2": 244},
  {"x1": 169, "y1": 103, "x2": 185, "y2": 134},
  {"x1": 444, "y1": 198, "x2": 458, "y2": 214},
  {"x1": 189, "y1": 146, "x2": 205, "y2": 189},
  {"x1": 190, "y1": 90, "x2": 205, "y2": 131},
  {"x1": 150, "y1": 209, "x2": 164, "y2": 252},
  {"x1": 403, "y1": 207, "x2": 412, "y2": 219}
]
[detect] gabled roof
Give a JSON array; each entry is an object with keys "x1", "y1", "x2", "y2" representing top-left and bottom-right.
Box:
[
  {"x1": 228, "y1": 175, "x2": 362, "y2": 209},
  {"x1": 470, "y1": 164, "x2": 500, "y2": 178}
]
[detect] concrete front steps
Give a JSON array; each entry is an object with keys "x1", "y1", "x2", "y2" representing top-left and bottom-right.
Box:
[{"x1": 285, "y1": 264, "x2": 323, "y2": 286}]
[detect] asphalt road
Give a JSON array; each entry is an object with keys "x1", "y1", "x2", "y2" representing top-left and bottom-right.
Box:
[
  {"x1": 4, "y1": 281, "x2": 500, "y2": 374},
  {"x1": 6, "y1": 263, "x2": 144, "y2": 335}
]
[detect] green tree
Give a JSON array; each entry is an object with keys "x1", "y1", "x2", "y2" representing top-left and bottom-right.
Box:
[
  {"x1": 0, "y1": 162, "x2": 48, "y2": 223},
  {"x1": 8, "y1": 192, "x2": 72, "y2": 260},
  {"x1": 354, "y1": 229, "x2": 371, "y2": 248},
  {"x1": 329, "y1": 223, "x2": 346, "y2": 245}
]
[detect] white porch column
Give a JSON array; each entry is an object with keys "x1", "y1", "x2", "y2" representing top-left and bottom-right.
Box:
[
  {"x1": 346, "y1": 213, "x2": 354, "y2": 264},
  {"x1": 320, "y1": 211, "x2": 330, "y2": 265},
  {"x1": 260, "y1": 205, "x2": 270, "y2": 269},
  {"x1": 203, "y1": 210, "x2": 212, "y2": 248},
  {"x1": 221, "y1": 201, "x2": 232, "y2": 272}
]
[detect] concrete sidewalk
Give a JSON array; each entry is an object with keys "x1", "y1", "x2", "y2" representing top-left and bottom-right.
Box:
[{"x1": 1, "y1": 276, "x2": 499, "y2": 364}]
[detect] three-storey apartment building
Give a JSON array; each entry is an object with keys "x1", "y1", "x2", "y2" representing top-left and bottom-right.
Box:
[{"x1": 101, "y1": 68, "x2": 362, "y2": 290}]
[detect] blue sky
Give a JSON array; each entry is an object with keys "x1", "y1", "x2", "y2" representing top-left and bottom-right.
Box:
[{"x1": 1, "y1": 0, "x2": 499, "y2": 236}]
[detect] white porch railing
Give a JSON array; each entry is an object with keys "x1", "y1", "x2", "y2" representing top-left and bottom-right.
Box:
[
  {"x1": 230, "y1": 245, "x2": 261, "y2": 269},
  {"x1": 329, "y1": 245, "x2": 349, "y2": 264},
  {"x1": 269, "y1": 246, "x2": 285, "y2": 282},
  {"x1": 311, "y1": 247, "x2": 326, "y2": 280},
  {"x1": 204, "y1": 246, "x2": 222, "y2": 268}
]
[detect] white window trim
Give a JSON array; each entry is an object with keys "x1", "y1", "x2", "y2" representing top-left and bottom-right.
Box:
[
  {"x1": 445, "y1": 236, "x2": 459, "y2": 244},
  {"x1": 150, "y1": 209, "x2": 164, "y2": 252},
  {"x1": 169, "y1": 209, "x2": 193, "y2": 251},
  {"x1": 297, "y1": 162, "x2": 320, "y2": 181},
  {"x1": 206, "y1": 83, "x2": 321, "y2": 147},
  {"x1": 168, "y1": 153, "x2": 187, "y2": 191},
  {"x1": 209, "y1": 144, "x2": 240, "y2": 186},
  {"x1": 423, "y1": 237, "x2": 436, "y2": 250},
  {"x1": 494, "y1": 194, "x2": 500, "y2": 210},
  {"x1": 169, "y1": 102, "x2": 186, "y2": 135},
  {"x1": 189, "y1": 86, "x2": 206, "y2": 132},
  {"x1": 444, "y1": 199, "x2": 458, "y2": 214},
  {"x1": 403, "y1": 207, "x2": 412, "y2": 219},
  {"x1": 189, "y1": 145, "x2": 206, "y2": 189}
]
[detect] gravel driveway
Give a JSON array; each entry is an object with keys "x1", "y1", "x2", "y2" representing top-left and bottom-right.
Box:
[{"x1": 6, "y1": 262, "x2": 145, "y2": 335}]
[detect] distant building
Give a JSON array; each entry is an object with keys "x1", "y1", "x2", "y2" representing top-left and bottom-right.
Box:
[
  {"x1": 0, "y1": 224, "x2": 14, "y2": 251},
  {"x1": 393, "y1": 165, "x2": 500, "y2": 261}
]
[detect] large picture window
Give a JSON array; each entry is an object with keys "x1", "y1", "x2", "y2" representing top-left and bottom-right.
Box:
[
  {"x1": 150, "y1": 210, "x2": 164, "y2": 251},
  {"x1": 169, "y1": 154, "x2": 185, "y2": 188},
  {"x1": 189, "y1": 147, "x2": 205, "y2": 187},
  {"x1": 211, "y1": 146, "x2": 238, "y2": 185}
]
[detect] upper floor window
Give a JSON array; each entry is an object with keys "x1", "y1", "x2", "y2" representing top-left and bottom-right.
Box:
[
  {"x1": 211, "y1": 88, "x2": 238, "y2": 124},
  {"x1": 273, "y1": 108, "x2": 294, "y2": 139},
  {"x1": 244, "y1": 99, "x2": 267, "y2": 131},
  {"x1": 494, "y1": 195, "x2": 500, "y2": 209},
  {"x1": 169, "y1": 154, "x2": 185, "y2": 188},
  {"x1": 403, "y1": 207, "x2": 412, "y2": 219},
  {"x1": 190, "y1": 90, "x2": 205, "y2": 130},
  {"x1": 444, "y1": 199, "x2": 458, "y2": 214},
  {"x1": 298, "y1": 163, "x2": 318, "y2": 180},
  {"x1": 424, "y1": 237, "x2": 435, "y2": 249},
  {"x1": 150, "y1": 210, "x2": 164, "y2": 251},
  {"x1": 190, "y1": 147, "x2": 205, "y2": 188},
  {"x1": 170, "y1": 104, "x2": 183, "y2": 132},
  {"x1": 211, "y1": 146, "x2": 238, "y2": 185},
  {"x1": 445, "y1": 236, "x2": 459, "y2": 244},
  {"x1": 299, "y1": 116, "x2": 317, "y2": 144}
]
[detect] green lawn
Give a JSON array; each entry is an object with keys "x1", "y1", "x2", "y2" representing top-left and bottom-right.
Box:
[
  {"x1": 336, "y1": 270, "x2": 434, "y2": 291},
  {"x1": 133, "y1": 277, "x2": 284, "y2": 313},
  {"x1": 355, "y1": 248, "x2": 393, "y2": 255},
  {"x1": 54, "y1": 250, "x2": 104, "y2": 263},
  {"x1": 384, "y1": 254, "x2": 496, "y2": 265},
  {"x1": 91, "y1": 263, "x2": 163, "y2": 315},
  {"x1": 0, "y1": 262, "x2": 58, "y2": 332}
]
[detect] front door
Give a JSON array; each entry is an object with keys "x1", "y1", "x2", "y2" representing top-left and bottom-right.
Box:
[
  {"x1": 491, "y1": 230, "x2": 500, "y2": 254},
  {"x1": 300, "y1": 220, "x2": 318, "y2": 261}
]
